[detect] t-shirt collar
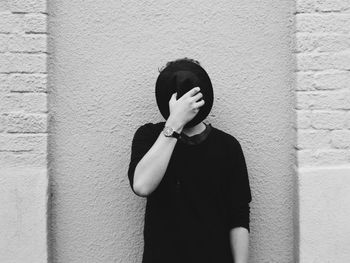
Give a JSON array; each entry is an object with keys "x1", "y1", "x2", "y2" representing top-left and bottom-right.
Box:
[{"x1": 179, "y1": 123, "x2": 212, "y2": 145}]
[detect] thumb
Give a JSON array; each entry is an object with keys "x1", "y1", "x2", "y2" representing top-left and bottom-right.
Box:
[{"x1": 170, "y1": 92, "x2": 177, "y2": 102}]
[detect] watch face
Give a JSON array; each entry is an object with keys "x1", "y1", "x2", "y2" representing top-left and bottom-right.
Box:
[{"x1": 163, "y1": 126, "x2": 173, "y2": 136}]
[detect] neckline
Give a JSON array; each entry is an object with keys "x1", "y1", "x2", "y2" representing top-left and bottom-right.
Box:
[
  {"x1": 181, "y1": 122, "x2": 207, "y2": 138},
  {"x1": 178, "y1": 122, "x2": 213, "y2": 146}
]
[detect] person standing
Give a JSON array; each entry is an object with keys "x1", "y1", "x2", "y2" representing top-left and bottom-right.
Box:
[{"x1": 128, "y1": 57, "x2": 252, "y2": 263}]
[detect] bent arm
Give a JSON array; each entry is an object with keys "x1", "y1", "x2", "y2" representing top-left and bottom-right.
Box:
[{"x1": 132, "y1": 119, "x2": 183, "y2": 197}]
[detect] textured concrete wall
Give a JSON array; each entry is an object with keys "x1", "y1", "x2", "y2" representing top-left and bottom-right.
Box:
[
  {"x1": 295, "y1": 0, "x2": 350, "y2": 262},
  {"x1": 48, "y1": 1, "x2": 296, "y2": 262},
  {"x1": 0, "y1": 0, "x2": 48, "y2": 262}
]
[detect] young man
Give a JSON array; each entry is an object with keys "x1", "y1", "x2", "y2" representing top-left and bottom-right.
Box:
[{"x1": 127, "y1": 58, "x2": 252, "y2": 263}]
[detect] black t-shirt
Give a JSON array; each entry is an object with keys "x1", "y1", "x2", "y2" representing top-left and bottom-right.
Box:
[{"x1": 127, "y1": 121, "x2": 252, "y2": 263}]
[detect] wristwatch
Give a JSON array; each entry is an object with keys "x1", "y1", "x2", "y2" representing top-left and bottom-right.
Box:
[{"x1": 162, "y1": 125, "x2": 181, "y2": 139}]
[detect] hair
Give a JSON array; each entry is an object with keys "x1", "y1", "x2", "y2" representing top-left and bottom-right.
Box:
[{"x1": 158, "y1": 57, "x2": 201, "y2": 73}]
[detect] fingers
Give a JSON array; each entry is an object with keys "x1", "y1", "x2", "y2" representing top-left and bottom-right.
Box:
[
  {"x1": 183, "y1": 86, "x2": 200, "y2": 98},
  {"x1": 191, "y1": 91, "x2": 203, "y2": 102},
  {"x1": 193, "y1": 98, "x2": 205, "y2": 108}
]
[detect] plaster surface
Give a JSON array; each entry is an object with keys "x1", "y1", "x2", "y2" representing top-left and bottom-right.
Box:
[
  {"x1": 48, "y1": 1, "x2": 296, "y2": 262},
  {"x1": 0, "y1": 168, "x2": 48, "y2": 263},
  {"x1": 298, "y1": 166, "x2": 350, "y2": 262}
]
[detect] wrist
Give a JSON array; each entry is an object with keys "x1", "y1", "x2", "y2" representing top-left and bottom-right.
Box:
[{"x1": 165, "y1": 118, "x2": 184, "y2": 134}]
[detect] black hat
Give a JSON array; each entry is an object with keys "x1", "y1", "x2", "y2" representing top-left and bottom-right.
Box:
[{"x1": 155, "y1": 59, "x2": 214, "y2": 128}]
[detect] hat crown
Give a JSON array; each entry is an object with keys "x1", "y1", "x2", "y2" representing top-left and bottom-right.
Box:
[{"x1": 170, "y1": 70, "x2": 200, "y2": 100}]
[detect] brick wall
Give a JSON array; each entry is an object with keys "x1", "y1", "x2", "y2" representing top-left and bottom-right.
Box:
[
  {"x1": 295, "y1": 0, "x2": 350, "y2": 262},
  {"x1": 0, "y1": 0, "x2": 48, "y2": 262},
  {"x1": 1, "y1": 0, "x2": 349, "y2": 261}
]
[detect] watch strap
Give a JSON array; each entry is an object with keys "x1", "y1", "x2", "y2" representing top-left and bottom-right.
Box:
[
  {"x1": 172, "y1": 130, "x2": 181, "y2": 139},
  {"x1": 163, "y1": 125, "x2": 181, "y2": 139}
]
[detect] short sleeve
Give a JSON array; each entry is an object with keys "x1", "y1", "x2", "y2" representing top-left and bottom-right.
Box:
[
  {"x1": 222, "y1": 137, "x2": 252, "y2": 232},
  {"x1": 127, "y1": 123, "x2": 157, "y2": 197}
]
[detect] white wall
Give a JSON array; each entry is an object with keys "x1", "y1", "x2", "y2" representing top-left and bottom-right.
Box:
[
  {"x1": 48, "y1": 1, "x2": 296, "y2": 262},
  {"x1": 295, "y1": 0, "x2": 350, "y2": 262},
  {"x1": 0, "y1": 0, "x2": 48, "y2": 262}
]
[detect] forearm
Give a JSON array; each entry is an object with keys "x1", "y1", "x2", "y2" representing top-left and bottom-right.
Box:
[
  {"x1": 229, "y1": 227, "x2": 249, "y2": 263},
  {"x1": 133, "y1": 119, "x2": 183, "y2": 196}
]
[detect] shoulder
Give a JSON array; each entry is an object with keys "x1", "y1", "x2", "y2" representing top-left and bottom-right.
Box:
[
  {"x1": 135, "y1": 121, "x2": 165, "y2": 130},
  {"x1": 133, "y1": 121, "x2": 165, "y2": 138},
  {"x1": 210, "y1": 125, "x2": 242, "y2": 149}
]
